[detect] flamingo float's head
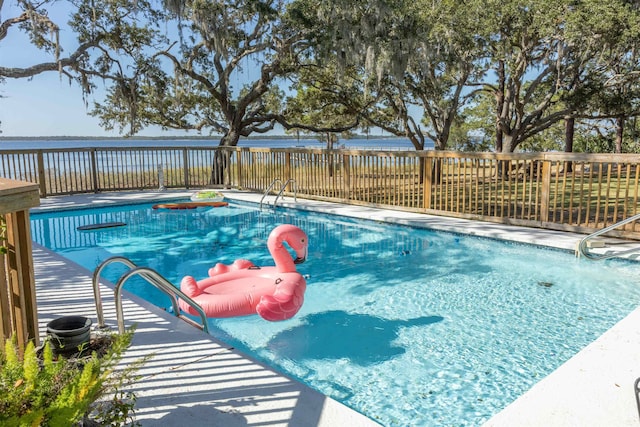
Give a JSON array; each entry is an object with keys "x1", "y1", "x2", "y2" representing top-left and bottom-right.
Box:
[{"x1": 268, "y1": 224, "x2": 309, "y2": 271}]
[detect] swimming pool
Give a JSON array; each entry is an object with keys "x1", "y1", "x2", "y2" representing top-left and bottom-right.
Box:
[{"x1": 30, "y1": 201, "x2": 640, "y2": 426}]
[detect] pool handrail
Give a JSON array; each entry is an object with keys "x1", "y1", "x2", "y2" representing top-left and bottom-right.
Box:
[
  {"x1": 273, "y1": 178, "x2": 297, "y2": 207},
  {"x1": 92, "y1": 256, "x2": 210, "y2": 334},
  {"x1": 576, "y1": 212, "x2": 640, "y2": 260},
  {"x1": 259, "y1": 178, "x2": 283, "y2": 210}
]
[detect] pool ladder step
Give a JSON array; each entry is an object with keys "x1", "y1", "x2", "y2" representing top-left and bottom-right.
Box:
[
  {"x1": 260, "y1": 178, "x2": 297, "y2": 210},
  {"x1": 92, "y1": 256, "x2": 209, "y2": 334}
]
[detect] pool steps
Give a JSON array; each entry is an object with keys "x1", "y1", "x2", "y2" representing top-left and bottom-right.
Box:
[
  {"x1": 260, "y1": 178, "x2": 297, "y2": 210},
  {"x1": 92, "y1": 256, "x2": 209, "y2": 334}
]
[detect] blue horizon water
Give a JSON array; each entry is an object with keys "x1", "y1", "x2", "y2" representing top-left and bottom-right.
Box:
[
  {"x1": 30, "y1": 201, "x2": 640, "y2": 426},
  {"x1": 0, "y1": 136, "x2": 427, "y2": 151}
]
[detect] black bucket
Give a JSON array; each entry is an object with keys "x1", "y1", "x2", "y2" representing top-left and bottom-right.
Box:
[{"x1": 46, "y1": 316, "x2": 92, "y2": 356}]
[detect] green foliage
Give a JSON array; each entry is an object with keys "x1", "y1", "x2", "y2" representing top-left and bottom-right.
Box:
[
  {"x1": 457, "y1": 92, "x2": 497, "y2": 151},
  {"x1": 6, "y1": 0, "x2": 640, "y2": 152},
  {"x1": 0, "y1": 330, "x2": 141, "y2": 427},
  {"x1": 448, "y1": 114, "x2": 493, "y2": 152},
  {"x1": 574, "y1": 134, "x2": 614, "y2": 154},
  {"x1": 0, "y1": 215, "x2": 7, "y2": 255},
  {"x1": 284, "y1": 62, "x2": 362, "y2": 141},
  {"x1": 573, "y1": 118, "x2": 640, "y2": 154},
  {"x1": 84, "y1": 0, "x2": 302, "y2": 145}
]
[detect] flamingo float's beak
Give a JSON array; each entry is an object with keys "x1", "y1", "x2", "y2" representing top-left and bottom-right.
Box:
[{"x1": 293, "y1": 238, "x2": 308, "y2": 264}]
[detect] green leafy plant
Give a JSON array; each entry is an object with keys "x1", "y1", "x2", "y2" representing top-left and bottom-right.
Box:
[
  {"x1": 0, "y1": 215, "x2": 7, "y2": 255},
  {"x1": 0, "y1": 329, "x2": 145, "y2": 427}
]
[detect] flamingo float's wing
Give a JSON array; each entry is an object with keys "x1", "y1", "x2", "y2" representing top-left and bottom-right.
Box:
[{"x1": 256, "y1": 274, "x2": 306, "y2": 321}]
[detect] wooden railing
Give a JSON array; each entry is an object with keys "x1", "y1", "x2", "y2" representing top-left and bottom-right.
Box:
[
  {"x1": 0, "y1": 178, "x2": 40, "y2": 352},
  {"x1": 2, "y1": 146, "x2": 640, "y2": 237},
  {"x1": 233, "y1": 148, "x2": 640, "y2": 237},
  {"x1": 0, "y1": 147, "x2": 215, "y2": 196}
]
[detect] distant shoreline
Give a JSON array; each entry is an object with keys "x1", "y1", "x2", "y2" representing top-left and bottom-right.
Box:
[{"x1": 0, "y1": 136, "x2": 422, "y2": 151}]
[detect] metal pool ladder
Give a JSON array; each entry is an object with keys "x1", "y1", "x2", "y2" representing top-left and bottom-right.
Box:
[
  {"x1": 92, "y1": 256, "x2": 209, "y2": 334},
  {"x1": 260, "y1": 178, "x2": 297, "y2": 210},
  {"x1": 576, "y1": 212, "x2": 640, "y2": 260}
]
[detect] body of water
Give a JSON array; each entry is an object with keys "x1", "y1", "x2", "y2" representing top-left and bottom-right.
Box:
[{"x1": 0, "y1": 137, "x2": 427, "y2": 151}]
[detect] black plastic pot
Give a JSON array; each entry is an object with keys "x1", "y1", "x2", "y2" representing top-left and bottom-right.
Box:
[{"x1": 46, "y1": 316, "x2": 92, "y2": 356}]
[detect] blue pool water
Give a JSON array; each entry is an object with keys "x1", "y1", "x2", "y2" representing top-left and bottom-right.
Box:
[{"x1": 31, "y1": 202, "x2": 640, "y2": 426}]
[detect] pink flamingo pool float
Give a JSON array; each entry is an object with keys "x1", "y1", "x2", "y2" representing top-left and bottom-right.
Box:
[{"x1": 179, "y1": 224, "x2": 309, "y2": 321}]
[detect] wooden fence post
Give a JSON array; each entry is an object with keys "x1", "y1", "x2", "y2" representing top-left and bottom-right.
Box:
[
  {"x1": 183, "y1": 148, "x2": 190, "y2": 189},
  {"x1": 36, "y1": 151, "x2": 47, "y2": 197},
  {"x1": 0, "y1": 178, "x2": 40, "y2": 352},
  {"x1": 236, "y1": 148, "x2": 243, "y2": 189},
  {"x1": 540, "y1": 159, "x2": 552, "y2": 223},
  {"x1": 423, "y1": 156, "x2": 433, "y2": 210},
  {"x1": 342, "y1": 154, "x2": 351, "y2": 200},
  {"x1": 90, "y1": 149, "x2": 99, "y2": 193},
  {"x1": 224, "y1": 150, "x2": 232, "y2": 188},
  {"x1": 285, "y1": 152, "x2": 291, "y2": 182}
]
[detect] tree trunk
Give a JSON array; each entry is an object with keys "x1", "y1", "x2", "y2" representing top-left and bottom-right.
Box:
[
  {"x1": 430, "y1": 142, "x2": 444, "y2": 185},
  {"x1": 210, "y1": 132, "x2": 240, "y2": 185},
  {"x1": 495, "y1": 60, "x2": 505, "y2": 153},
  {"x1": 496, "y1": 127, "x2": 503, "y2": 153},
  {"x1": 433, "y1": 135, "x2": 447, "y2": 151},
  {"x1": 496, "y1": 133, "x2": 514, "y2": 180},
  {"x1": 564, "y1": 117, "x2": 575, "y2": 173},
  {"x1": 326, "y1": 132, "x2": 335, "y2": 178},
  {"x1": 615, "y1": 116, "x2": 624, "y2": 154},
  {"x1": 406, "y1": 132, "x2": 427, "y2": 184}
]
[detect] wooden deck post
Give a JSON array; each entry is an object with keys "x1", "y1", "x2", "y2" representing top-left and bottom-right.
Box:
[
  {"x1": 236, "y1": 148, "x2": 243, "y2": 189},
  {"x1": 342, "y1": 154, "x2": 351, "y2": 200},
  {"x1": 539, "y1": 160, "x2": 552, "y2": 223},
  {"x1": 0, "y1": 178, "x2": 40, "y2": 352},
  {"x1": 90, "y1": 149, "x2": 99, "y2": 193},
  {"x1": 183, "y1": 148, "x2": 190, "y2": 189},
  {"x1": 422, "y1": 156, "x2": 433, "y2": 210},
  {"x1": 36, "y1": 150, "x2": 47, "y2": 197},
  {"x1": 285, "y1": 152, "x2": 292, "y2": 183}
]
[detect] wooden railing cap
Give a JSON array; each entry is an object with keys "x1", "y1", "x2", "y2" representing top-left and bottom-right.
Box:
[{"x1": 0, "y1": 178, "x2": 40, "y2": 214}]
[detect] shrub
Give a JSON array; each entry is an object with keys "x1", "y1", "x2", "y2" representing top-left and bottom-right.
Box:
[{"x1": 0, "y1": 330, "x2": 143, "y2": 427}]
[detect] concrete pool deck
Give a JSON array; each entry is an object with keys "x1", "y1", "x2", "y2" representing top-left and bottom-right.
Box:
[{"x1": 31, "y1": 189, "x2": 640, "y2": 426}]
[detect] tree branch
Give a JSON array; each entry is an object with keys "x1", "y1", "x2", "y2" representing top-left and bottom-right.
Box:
[
  {"x1": 0, "y1": 40, "x2": 100, "y2": 79},
  {"x1": 278, "y1": 115, "x2": 359, "y2": 134},
  {"x1": 0, "y1": 12, "x2": 29, "y2": 42}
]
